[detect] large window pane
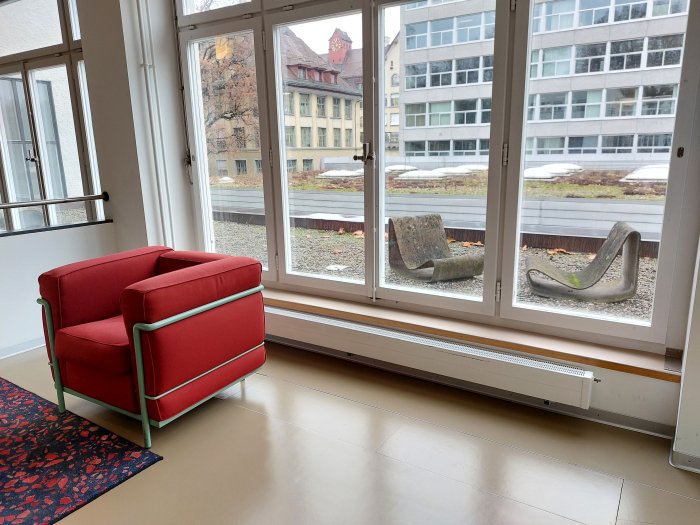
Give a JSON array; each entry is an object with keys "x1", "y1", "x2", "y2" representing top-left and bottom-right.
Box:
[
  {"x1": 516, "y1": 5, "x2": 689, "y2": 324},
  {"x1": 379, "y1": 0, "x2": 494, "y2": 301},
  {"x1": 276, "y1": 13, "x2": 365, "y2": 284},
  {"x1": 191, "y1": 31, "x2": 268, "y2": 267},
  {"x1": 184, "y1": 0, "x2": 252, "y2": 15},
  {"x1": 0, "y1": 0, "x2": 62, "y2": 59}
]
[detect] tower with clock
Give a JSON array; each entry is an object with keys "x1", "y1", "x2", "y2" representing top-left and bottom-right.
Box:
[{"x1": 328, "y1": 28, "x2": 352, "y2": 65}]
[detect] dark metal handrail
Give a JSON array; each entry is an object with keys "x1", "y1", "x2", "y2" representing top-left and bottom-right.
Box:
[{"x1": 0, "y1": 191, "x2": 109, "y2": 211}]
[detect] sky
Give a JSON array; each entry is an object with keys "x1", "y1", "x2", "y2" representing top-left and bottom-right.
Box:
[{"x1": 288, "y1": 6, "x2": 400, "y2": 55}]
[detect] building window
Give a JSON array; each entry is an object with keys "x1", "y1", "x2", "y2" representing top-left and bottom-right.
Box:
[
  {"x1": 333, "y1": 128, "x2": 341, "y2": 147},
  {"x1": 390, "y1": 94, "x2": 399, "y2": 107},
  {"x1": 430, "y1": 18, "x2": 454, "y2": 46},
  {"x1": 527, "y1": 95, "x2": 537, "y2": 120},
  {"x1": 391, "y1": 74, "x2": 399, "y2": 87},
  {"x1": 529, "y1": 50, "x2": 541, "y2": 78},
  {"x1": 254, "y1": 159, "x2": 262, "y2": 172},
  {"x1": 429, "y1": 101, "x2": 451, "y2": 126},
  {"x1": 453, "y1": 139, "x2": 478, "y2": 155},
  {"x1": 303, "y1": 158, "x2": 313, "y2": 171},
  {"x1": 613, "y1": 0, "x2": 647, "y2": 22},
  {"x1": 536, "y1": 137, "x2": 565, "y2": 154},
  {"x1": 428, "y1": 140, "x2": 450, "y2": 156},
  {"x1": 605, "y1": 87, "x2": 638, "y2": 116},
  {"x1": 609, "y1": 39, "x2": 643, "y2": 70},
  {"x1": 405, "y1": 141, "x2": 426, "y2": 156},
  {"x1": 482, "y1": 55, "x2": 494, "y2": 82},
  {"x1": 405, "y1": 103, "x2": 427, "y2": 127},
  {"x1": 542, "y1": 47, "x2": 571, "y2": 77},
  {"x1": 300, "y1": 127, "x2": 311, "y2": 147},
  {"x1": 299, "y1": 93, "x2": 311, "y2": 116},
  {"x1": 479, "y1": 139, "x2": 490, "y2": 155},
  {"x1": 568, "y1": 136, "x2": 599, "y2": 154},
  {"x1": 285, "y1": 126, "x2": 296, "y2": 147},
  {"x1": 647, "y1": 34, "x2": 684, "y2": 67},
  {"x1": 652, "y1": 0, "x2": 688, "y2": 16},
  {"x1": 575, "y1": 43, "x2": 607, "y2": 73},
  {"x1": 455, "y1": 57, "x2": 480, "y2": 84},
  {"x1": 538, "y1": 92, "x2": 568, "y2": 120},
  {"x1": 406, "y1": 1, "x2": 428, "y2": 9},
  {"x1": 234, "y1": 159, "x2": 247, "y2": 175},
  {"x1": 579, "y1": 0, "x2": 611, "y2": 26},
  {"x1": 283, "y1": 92, "x2": 294, "y2": 115},
  {"x1": 481, "y1": 98, "x2": 492, "y2": 123},
  {"x1": 641, "y1": 84, "x2": 678, "y2": 115},
  {"x1": 406, "y1": 63, "x2": 427, "y2": 89},
  {"x1": 390, "y1": 113, "x2": 400, "y2": 126},
  {"x1": 601, "y1": 134, "x2": 634, "y2": 153},
  {"x1": 297, "y1": 67, "x2": 307, "y2": 79},
  {"x1": 406, "y1": 22, "x2": 428, "y2": 50},
  {"x1": 317, "y1": 96, "x2": 326, "y2": 117},
  {"x1": 456, "y1": 13, "x2": 481, "y2": 42},
  {"x1": 344, "y1": 99, "x2": 352, "y2": 119},
  {"x1": 233, "y1": 127, "x2": 246, "y2": 148},
  {"x1": 543, "y1": 0, "x2": 575, "y2": 31},
  {"x1": 287, "y1": 159, "x2": 297, "y2": 173},
  {"x1": 430, "y1": 60, "x2": 452, "y2": 87},
  {"x1": 332, "y1": 97, "x2": 341, "y2": 118},
  {"x1": 345, "y1": 128, "x2": 353, "y2": 147},
  {"x1": 216, "y1": 159, "x2": 228, "y2": 177},
  {"x1": 454, "y1": 99, "x2": 477, "y2": 124},
  {"x1": 386, "y1": 132, "x2": 399, "y2": 147},
  {"x1": 483, "y1": 11, "x2": 496, "y2": 39},
  {"x1": 637, "y1": 133, "x2": 673, "y2": 153},
  {"x1": 317, "y1": 127, "x2": 327, "y2": 147},
  {"x1": 571, "y1": 90, "x2": 602, "y2": 118}
]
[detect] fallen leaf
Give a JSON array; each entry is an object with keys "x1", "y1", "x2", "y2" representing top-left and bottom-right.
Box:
[
  {"x1": 547, "y1": 248, "x2": 569, "y2": 256},
  {"x1": 521, "y1": 245, "x2": 528, "y2": 251},
  {"x1": 462, "y1": 241, "x2": 484, "y2": 247},
  {"x1": 332, "y1": 249, "x2": 343, "y2": 255},
  {"x1": 384, "y1": 232, "x2": 389, "y2": 241},
  {"x1": 587, "y1": 253, "x2": 596, "y2": 261},
  {"x1": 353, "y1": 230, "x2": 365, "y2": 239},
  {"x1": 446, "y1": 237, "x2": 456, "y2": 244},
  {"x1": 337, "y1": 228, "x2": 346, "y2": 235}
]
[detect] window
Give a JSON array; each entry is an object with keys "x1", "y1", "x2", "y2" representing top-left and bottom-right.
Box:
[
  {"x1": 333, "y1": 128, "x2": 341, "y2": 147},
  {"x1": 641, "y1": 84, "x2": 678, "y2": 115},
  {"x1": 235, "y1": 159, "x2": 247, "y2": 174},
  {"x1": 647, "y1": 34, "x2": 684, "y2": 67},
  {"x1": 283, "y1": 92, "x2": 294, "y2": 115},
  {"x1": 536, "y1": 137, "x2": 566, "y2": 154},
  {"x1": 233, "y1": 127, "x2": 246, "y2": 148},
  {"x1": 479, "y1": 139, "x2": 490, "y2": 155},
  {"x1": 481, "y1": 98, "x2": 492, "y2": 123},
  {"x1": 406, "y1": 1, "x2": 428, "y2": 8},
  {"x1": 303, "y1": 158, "x2": 313, "y2": 171},
  {"x1": 405, "y1": 141, "x2": 426, "y2": 156},
  {"x1": 0, "y1": 0, "x2": 63, "y2": 59},
  {"x1": 529, "y1": 50, "x2": 541, "y2": 78},
  {"x1": 390, "y1": 113, "x2": 400, "y2": 125},
  {"x1": 345, "y1": 99, "x2": 352, "y2": 119},
  {"x1": 406, "y1": 63, "x2": 427, "y2": 89},
  {"x1": 605, "y1": 87, "x2": 638, "y2": 116},
  {"x1": 317, "y1": 127, "x2": 327, "y2": 147},
  {"x1": 300, "y1": 127, "x2": 311, "y2": 147},
  {"x1": 216, "y1": 159, "x2": 228, "y2": 177},
  {"x1": 571, "y1": 90, "x2": 602, "y2": 118},
  {"x1": 609, "y1": 39, "x2": 643, "y2": 70},
  {"x1": 454, "y1": 99, "x2": 477, "y2": 124},
  {"x1": 542, "y1": 47, "x2": 571, "y2": 77},
  {"x1": 601, "y1": 134, "x2": 634, "y2": 153},
  {"x1": 297, "y1": 67, "x2": 307, "y2": 79},
  {"x1": 455, "y1": 57, "x2": 480, "y2": 84},
  {"x1": 453, "y1": 139, "x2": 478, "y2": 155},
  {"x1": 652, "y1": 0, "x2": 688, "y2": 16},
  {"x1": 254, "y1": 159, "x2": 262, "y2": 172},
  {"x1": 613, "y1": 0, "x2": 647, "y2": 21},
  {"x1": 285, "y1": 126, "x2": 296, "y2": 147},
  {"x1": 543, "y1": 0, "x2": 575, "y2": 32},
  {"x1": 405, "y1": 103, "x2": 426, "y2": 127},
  {"x1": 428, "y1": 140, "x2": 450, "y2": 156},
  {"x1": 429, "y1": 101, "x2": 451, "y2": 126},
  {"x1": 332, "y1": 97, "x2": 341, "y2": 118},
  {"x1": 579, "y1": 0, "x2": 611, "y2": 26},
  {"x1": 456, "y1": 14, "x2": 481, "y2": 42},
  {"x1": 390, "y1": 94, "x2": 399, "y2": 107},
  {"x1": 532, "y1": 3, "x2": 544, "y2": 32},
  {"x1": 538, "y1": 92, "x2": 568, "y2": 120},
  {"x1": 527, "y1": 94, "x2": 537, "y2": 120},
  {"x1": 317, "y1": 96, "x2": 326, "y2": 117},
  {"x1": 430, "y1": 60, "x2": 452, "y2": 87},
  {"x1": 299, "y1": 93, "x2": 311, "y2": 116},
  {"x1": 391, "y1": 74, "x2": 399, "y2": 87},
  {"x1": 575, "y1": 43, "x2": 606, "y2": 74},
  {"x1": 482, "y1": 55, "x2": 494, "y2": 82},
  {"x1": 345, "y1": 128, "x2": 353, "y2": 147},
  {"x1": 287, "y1": 159, "x2": 297, "y2": 173},
  {"x1": 430, "y1": 18, "x2": 454, "y2": 46},
  {"x1": 406, "y1": 22, "x2": 428, "y2": 49},
  {"x1": 637, "y1": 133, "x2": 673, "y2": 153},
  {"x1": 483, "y1": 11, "x2": 496, "y2": 39},
  {"x1": 568, "y1": 136, "x2": 599, "y2": 153}
]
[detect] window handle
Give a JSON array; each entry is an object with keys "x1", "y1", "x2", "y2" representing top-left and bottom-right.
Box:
[
  {"x1": 25, "y1": 149, "x2": 37, "y2": 163},
  {"x1": 353, "y1": 142, "x2": 374, "y2": 164}
]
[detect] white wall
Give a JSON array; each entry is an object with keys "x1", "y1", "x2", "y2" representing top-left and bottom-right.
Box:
[
  {"x1": 0, "y1": 0, "x2": 62, "y2": 58},
  {"x1": 0, "y1": 223, "x2": 117, "y2": 358}
]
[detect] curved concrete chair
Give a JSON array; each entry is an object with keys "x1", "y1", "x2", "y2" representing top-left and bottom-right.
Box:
[
  {"x1": 388, "y1": 214, "x2": 484, "y2": 282},
  {"x1": 525, "y1": 221, "x2": 640, "y2": 303}
]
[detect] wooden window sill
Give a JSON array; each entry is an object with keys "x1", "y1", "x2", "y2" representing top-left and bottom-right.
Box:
[{"x1": 263, "y1": 289, "x2": 681, "y2": 383}]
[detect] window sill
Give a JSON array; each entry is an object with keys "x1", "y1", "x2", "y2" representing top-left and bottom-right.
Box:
[{"x1": 262, "y1": 288, "x2": 681, "y2": 383}]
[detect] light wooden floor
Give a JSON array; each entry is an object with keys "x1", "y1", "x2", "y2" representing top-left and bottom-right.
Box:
[{"x1": 3, "y1": 342, "x2": 700, "y2": 524}]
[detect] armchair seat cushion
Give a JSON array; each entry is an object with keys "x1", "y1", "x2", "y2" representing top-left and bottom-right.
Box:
[{"x1": 55, "y1": 315, "x2": 131, "y2": 374}]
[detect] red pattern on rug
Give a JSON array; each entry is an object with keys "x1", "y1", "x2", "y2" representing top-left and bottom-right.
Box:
[{"x1": 0, "y1": 377, "x2": 161, "y2": 524}]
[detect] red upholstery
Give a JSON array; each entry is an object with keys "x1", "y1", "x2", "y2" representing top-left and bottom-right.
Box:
[{"x1": 38, "y1": 248, "x2": 266, "y2": 427}]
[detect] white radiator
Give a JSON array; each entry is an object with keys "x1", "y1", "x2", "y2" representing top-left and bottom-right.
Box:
[{"x1": 265, "y1": 307, "x2": 595, "y2": 409}]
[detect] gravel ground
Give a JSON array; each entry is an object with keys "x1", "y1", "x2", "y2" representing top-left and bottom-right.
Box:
[{"x1": 214, "y1": 221, "x2": 655, "y2": 321}]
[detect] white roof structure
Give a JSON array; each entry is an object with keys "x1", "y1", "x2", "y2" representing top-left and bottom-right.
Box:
[
  {"x1": 621, "y1": 164, "x2": 670, "y2": 181},
  {"x1": 432, "y1": 165, "x2": 474, "y2": 174},
  {"x1": 385, "y1": 164, "x2": 418, "y2": 173},
  {"x1": 219, "y1": 176, "x2": 233, "y2": 182},
  {"x1": 540, "y1": 163, "x2": 583, "y2": 175},
  {"x1": 396, "y1": 170, "x2": 447, "y2": 180},
  {"x1": 316, "y1": 169, "x2": 363, "y2": 179},
  {"x1": 523, "y1": 167, "x2": 556, "y2": 180}
]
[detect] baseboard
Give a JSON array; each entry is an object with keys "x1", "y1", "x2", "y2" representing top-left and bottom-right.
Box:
[{"x1": 0, "y1": 338, "x2": 44, "y2": 360}]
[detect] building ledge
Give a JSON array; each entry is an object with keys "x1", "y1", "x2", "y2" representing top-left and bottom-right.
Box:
[{"x1": 263, "y1": 289, "x2": 681, "y2": 383}]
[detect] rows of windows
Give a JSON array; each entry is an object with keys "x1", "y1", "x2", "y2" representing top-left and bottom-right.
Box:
[
  {"x1": 405, "y1": 55, "x2": 494, "y2": 89},
  {"x1": 524, "y1": 132, "x2": 673, "y2": 154},
  {"x1": 532, "y1": 0, "x2": 687, "y2": 33},
  {"x1": 405, "y1": 98, "x2": 492, "y2": 127},
  {"x1": 404, "y1": 139, "x2": 490, "y2": 156},
  {"x1": 530, "y1": 34, "x2": 683, "y2": 78},
  {"x1": 286, "y1": 158, "x2": 319, "y2": 173},
  {"x1": 526, "y1": 84, "x2": 678, "y2": 120},
  {"x1": 406, "y1": 11, "x2": 495, "y2": 50},
  {"x1": 284, "y1": 125, "x2": 355, "y2": 148},
  {"x1": 283, "y1": 91, "x2": 355, "y2": 119}
]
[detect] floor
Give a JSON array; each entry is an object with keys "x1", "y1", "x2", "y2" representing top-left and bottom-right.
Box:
[{"x1": 2, "y1": 343, "x2": 700, "y2": 524}]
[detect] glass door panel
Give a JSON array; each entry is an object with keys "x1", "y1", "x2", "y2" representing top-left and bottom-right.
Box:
[
  {"x1": 274, "y1": 12, "x2": 365, "y2": 284},
  {"x1": 512, "y1": 0, "x2": 690, "y2": 324},
  {"x1": 188, "y1": 29, "x2": 269, "y2": 267},
  {"x1": 379, "y1": 0, "x2": 495, "y2": 301}
]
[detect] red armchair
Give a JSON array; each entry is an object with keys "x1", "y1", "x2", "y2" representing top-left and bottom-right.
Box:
[{"x1": 37, "y1": 246, "x2": 266, "y2": 448}]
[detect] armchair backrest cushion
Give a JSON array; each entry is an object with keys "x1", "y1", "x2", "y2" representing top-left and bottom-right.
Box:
[{"x1": 156, "y1": 250, "x2": 229, "y2": 275}]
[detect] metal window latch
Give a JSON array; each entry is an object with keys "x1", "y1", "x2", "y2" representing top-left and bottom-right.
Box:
[
  {"x1": 353, "y1": 142, "x2": 375, "y2": 164},
  {"x1": 25, "y1": 149, "x2": 37, "y2": 163}
]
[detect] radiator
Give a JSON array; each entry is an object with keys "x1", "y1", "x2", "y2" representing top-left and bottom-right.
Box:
[{"x1": 265, "y1": 306, "x2": 595, "y2": 409}]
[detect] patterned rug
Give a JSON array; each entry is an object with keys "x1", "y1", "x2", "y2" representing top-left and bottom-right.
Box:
[{"x1": 0, "y1": 377, "x2": 162, "y2": 524}]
